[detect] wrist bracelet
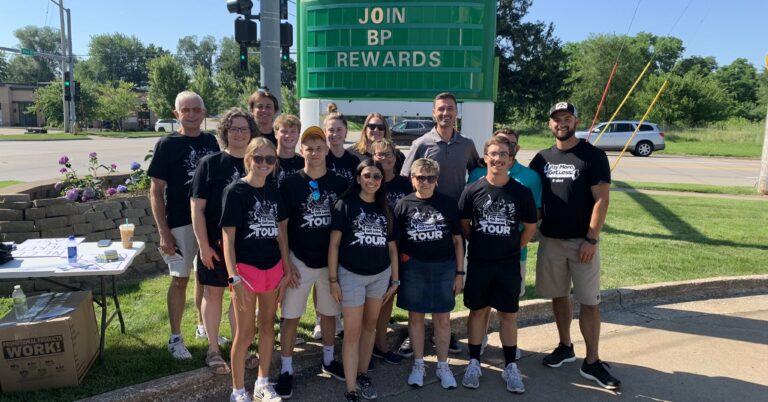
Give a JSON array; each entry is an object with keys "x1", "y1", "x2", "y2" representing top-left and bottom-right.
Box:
[
  {"x1": 228, "y1": 275, "x2": 241, "y2": 285},
  {"x1": 455, "y1": 271, "x2": 465, "y2": 276}
]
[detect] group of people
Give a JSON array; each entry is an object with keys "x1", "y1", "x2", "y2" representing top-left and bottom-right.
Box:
[{"x1": 147, "y1": 90, "x2": 620, "y2": 402}]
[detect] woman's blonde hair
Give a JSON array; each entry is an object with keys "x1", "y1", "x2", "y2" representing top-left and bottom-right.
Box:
[
  {"x1": 353, "y1": 112, "x2": 390, "y2": 155},
  {"x1": 323, "y1": 102, "x2": 348, "y2": 129},
  {"x1": 244, "y1": 137, "x2": 278, "y2": 177},
  {"x1": 409, "y1": 158, "x2": 440, "y2": 177},
  {"x1": 369, "y1": 138, "x2": 396, "y2": 155}
]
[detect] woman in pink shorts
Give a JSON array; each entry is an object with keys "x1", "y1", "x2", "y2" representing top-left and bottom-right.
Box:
[{"x1": 221, "y1": 137, "x2": 293, "y2": 402}]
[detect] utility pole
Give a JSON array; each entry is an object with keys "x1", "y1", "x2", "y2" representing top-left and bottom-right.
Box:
[
  {"x1": 55, "y1": 0, "x2": 70, "y2": 132},
  {"x1": 66, "y1": 7, "x2": 76, "y2": 132},
  {"x1": 260, "y1": 0, "x2": 282, "y2": 107},
  {"x1": 759, "y1": 105, "x2": 768, "y2": 194}
]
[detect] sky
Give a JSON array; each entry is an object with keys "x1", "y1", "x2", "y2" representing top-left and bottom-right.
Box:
[{"x1": 0, "y1": 0, "x2": 765, "y2": 70}]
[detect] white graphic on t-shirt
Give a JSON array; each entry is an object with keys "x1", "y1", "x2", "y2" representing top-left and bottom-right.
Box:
[
  {"x1": 386, "y1": 191, "x2": 407, "y2": 208},
  {"x1": 229, "y1": 169, "x2": 243, "y2": 185},
  {"x1": 245, "y1": 197, "x2": 279, "y2": 239},
  {"x1": 184, "y1": 146, "x2": 215, "y2": 185},
  {"x1": 328, "y1": 166, "x2": 354, "y2": 184},
  {"x1": 301, "y1": 191, "x2": 338, "y2": 228},
  {"x1": 543, "y1": 162, "x2": 580, "y2": 182},
  {"x1": 477, "y1": 195, "x2": 515, "y2": 235},
  {"x1": 350, "y1": 208, "x2": 387, "y2": 247},
  {"x1": 406, "y1": 208, "x2": 447, "y2": 242}
]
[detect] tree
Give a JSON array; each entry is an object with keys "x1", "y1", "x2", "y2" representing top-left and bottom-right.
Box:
[
  {"x1": 281, "y1": 58, "x2": 297, "y2": 89},
  {"x1": 675, "y1": 56, "x2": 717, "y2": 76},
  {"x1": 715, "y1": 58, "x2": 760, "y2": 120},
  {"x1": 190, "y1": 65, "x2": 219, "y2": 114},
  {"x1": 80, "y1": 33, "x2": 168, "y2": 84},
  {"x1": 95, "y1": 81, "x2": 139, "y2": 131},
  {"x1": 281, "y1": 85, "x2": 299, "y2": 116},
  {"x1": 0, "y1": 53, "x2": 8, "y2": 82},
  {"x1": 216, "y1": 37, "x2": 260, "y2": 80},
  {"x1": 5, "y1": 26, "x2": 62, "y2": 83},
  {"x1": 214, "y1": 70, "x2": 242, "y2": 114},
  {"x1": 147, "y1": 55, "x2": 189, "y2": 118},
  {"x1": 176, "y1": 35, "x2": 218, "y2": 73},
  {"x1": 637, "y1": 72, "x2": 731, "y2": 127},
  {"x1": 31, "y1": 81, "x2": 65, "y2": 127},
  {"x1": 495, "y1": 0, "x2": 568, "y2": 123},
  {"x1": 756, "y1": 68, "x2": 768, "y2": 118}
]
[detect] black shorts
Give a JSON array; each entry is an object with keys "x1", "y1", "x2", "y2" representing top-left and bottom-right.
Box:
[
  {"x1": 196, "y1": 242, "x2": 229, "y2": 287},
  {"x1": 463, "y1": 259, "x2": 522, "y2": 313}
]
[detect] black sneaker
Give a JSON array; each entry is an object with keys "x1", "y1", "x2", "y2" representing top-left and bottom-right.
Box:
[
  {"x1": 275, "y1": 371, "x2": 293, "y2": 399},
  {"x1": 344, "y1": 391, "x2": 360, "y2": 402},
  {"x1": 372, "y1": 346, "x2": 402, "y2": 365},
  {"x1": 542, "y1": 342, "x2": 576, "y2": 368},
  {"x1": 448, "y1": 333, "x2": 462, "y2": 354},
  {"x1": 580, "y1": 360, "x2": 621, "y2": 389},
  {"x1": 398, "y1": 337, "x2": 414, "y2": 358},
  {"x1": 356, "y1": 373, "x2": 378, "y2": 400},
  {"x1": 322, "y1": 360, "x2": 345, "y2": 381}
]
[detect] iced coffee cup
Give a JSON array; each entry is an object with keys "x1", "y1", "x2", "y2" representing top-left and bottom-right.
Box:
[{"x1": 119, "y1": 223, "x2": 135, "y2": 248}]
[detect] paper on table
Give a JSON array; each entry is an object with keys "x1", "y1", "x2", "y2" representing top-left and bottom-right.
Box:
[{"x1": 14, "y1": 238, "x2": 86, "y2": 258}]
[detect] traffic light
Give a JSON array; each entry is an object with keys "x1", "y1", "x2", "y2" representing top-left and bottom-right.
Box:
[
  {"x1": 280, "y1": 22, "x2": 293, "y2": 61},
  {"x1": 235, "y1": 18, "x2": 257, "y2": 45},
  {"x1": 63, "y1": 71, "x2": 72, "y2": 101},
  {"x1": 74, "y1": 81, "x2": 81, "y2": 101},
  {"x1": 281, "y1": 47, "x2": 290, "y2": 61},
  {"x1": 226, "y1": 0, "x2": 254, "y2": 16},
  {"x1": 280, "y1": 0, "x2": 288, "y2": 20},
  {"x1": 240, "y1": 45, "x2": 248, "y2": 71}
]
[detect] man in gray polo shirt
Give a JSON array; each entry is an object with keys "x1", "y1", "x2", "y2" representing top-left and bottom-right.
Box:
[{"x1": 400, "y1": 92, "x2": 479, "y2": 202}]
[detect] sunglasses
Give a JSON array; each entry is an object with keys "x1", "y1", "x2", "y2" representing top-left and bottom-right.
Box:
[
  {"x1": 252, "y1": 155, "x2": 277, "y2": 165},
  {"x1": 228, "y1": 127, "x2": 250, "y2": 134},
  {"x1": 361, "y1": 172, "x2": 383, "y2": 181},
  {"x1": 367, "y1": 123, "x2": 385, "y2": 131},
  {"x1": 373, "y1": 152, "x2": 394, "y2": 159},
  {"x1": 413, "y1": 175, "x2": 438, "y2": 184},
  {"x1": 309, "y1": 180, "x2": 320, "y2": 201}
]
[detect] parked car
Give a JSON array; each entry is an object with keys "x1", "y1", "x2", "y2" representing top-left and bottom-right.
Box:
[
  {"x1": 391, "y1": 120, "x2": 435, "y2": 136},
  {"x1": 575, "y1": 121, "x2": 665, "y2": 157},
  {"x1": 154, "y1": 118, "x2": 178, "y2": 132}
]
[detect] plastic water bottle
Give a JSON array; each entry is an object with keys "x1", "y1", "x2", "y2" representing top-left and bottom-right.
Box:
[
  {"x1": 12, "y1": 285, "x2": 28, "y2": 321},
  {"x1": 67, "y1": 235, "x2": 78, "y2": 265}
]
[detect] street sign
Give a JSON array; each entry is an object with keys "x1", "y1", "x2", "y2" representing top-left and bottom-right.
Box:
[
  {"x1": 20, "y1": 48, "x2": 36, "y2": 56},
  {"x1": 297, "y1": 0, "x2": 497, "y2": 101}
]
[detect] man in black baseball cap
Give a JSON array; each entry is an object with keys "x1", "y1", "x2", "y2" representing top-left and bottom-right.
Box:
[{"x1": 548, "y1": 101, "x2": 578, "y2": 118}]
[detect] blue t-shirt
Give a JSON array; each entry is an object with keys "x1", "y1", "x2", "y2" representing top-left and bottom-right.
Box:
[{"x1": 467, "y1": 160, "x2": 542, "y2": 261}]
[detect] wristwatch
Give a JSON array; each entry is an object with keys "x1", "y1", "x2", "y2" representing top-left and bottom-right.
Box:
[
  {"x1": 584, "y1": 236, "x2": 598, "y2": 245},
  {"x1": 390, "y1": 280, "x2": 401, "y2": 286},
  {"x1": 228, "y1": 275, "x2": 241, "y2": 285},
  {"x1": 455, "y1": 271, "x2": 466, "y2": 276}
]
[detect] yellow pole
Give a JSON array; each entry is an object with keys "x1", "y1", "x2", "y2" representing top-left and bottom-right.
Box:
[
  {"x1": 593, "y1": 60, "x2": 653, "y2": 145},
  {"x1": 612, "y1": 79, "x2": 669, "y2": 172}
]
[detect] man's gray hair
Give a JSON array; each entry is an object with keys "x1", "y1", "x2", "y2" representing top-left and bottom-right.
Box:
[{"x1": 174, "y1": 90, "x2": 205, "y2": 111}]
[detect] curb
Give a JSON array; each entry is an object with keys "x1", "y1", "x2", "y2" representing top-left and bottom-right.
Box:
[{"x1": 77, "y1": 274, "x2": 768, "y2": 402}]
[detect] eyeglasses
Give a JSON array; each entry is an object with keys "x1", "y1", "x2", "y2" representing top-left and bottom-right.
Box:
[
  {"x1": 309, "y1": 180, "x2": 320, "y2": 201},
  {"x1": 367, "y1": 124, "x2": 385, "y2": 131},
  {"x1": 485, "y1": 151, "x2": 510, "y2": 159},
  {"x1": 252, "y1": 155, "x2": 277, "y2": 165},
  {"x1": 413, "y1": 175, "x2": 438, "y2": 184},
  {"x1": 179, "y1": 107, "x2": 202, "y2": 114},
  {"x1": 373, "y1": 152, "x2": 394, "y2": 159},
  {"x1": 361, "y1": 173, "x2": 383, "y2": 181},
  {"x1": 229, "y1": 127, "x2": 250, "y2": 134}
]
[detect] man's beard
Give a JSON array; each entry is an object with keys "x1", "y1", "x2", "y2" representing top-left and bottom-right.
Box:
[{"x1": 553, "y1": 126, "x2": 576, "y2": 141}]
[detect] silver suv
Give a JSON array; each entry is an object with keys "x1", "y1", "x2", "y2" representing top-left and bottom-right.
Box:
[
  {"x1": 576, "y1": 121, "x2": 665, "y2": 157},
  {"x1": 154, "y1": 118, "x2": 178, "y2": 132},
  {"x1": 391, "y1": 120, "x2": 435, "y2": 136}
]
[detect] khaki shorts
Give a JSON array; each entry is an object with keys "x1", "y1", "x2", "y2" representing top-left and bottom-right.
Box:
[
  {"x1": 535, "y1": 235, "x2": 601, "y2": 305},
  {"x1": 280, "y1": 253, "x2": 341, "y2": 319},
  {"x1": 168, "y1": 224, "x2": 198, "y2": 278}
]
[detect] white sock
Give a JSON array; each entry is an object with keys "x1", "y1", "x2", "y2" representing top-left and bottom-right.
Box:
[
  {"x1": 197, "y1": 324, "x2": 205, "y2": 333},
  {"x1": 281, "y1": 356, "x2": 293, "y2": 374},
  {"x1": 437, "y1": 360, "x2": 449, "y2": 369},
  {"x1": 256, "y1": 376, "x2": 269, "y2": 388},
  {"x1": 415, "y1": 358, "x2": 425, "y2": 366},
  {"x1": 323, "y1": 345, "x2": 335, "y2": 366},
  {"x1": 169, "y1": 334, "x2": 182, "y2": 343},
  {"x1": 233, "y1": 387, "x2": 246, "y2": 395},
  {"x1": 315, "y1": 315, "x2": 321, "y2": 325}
]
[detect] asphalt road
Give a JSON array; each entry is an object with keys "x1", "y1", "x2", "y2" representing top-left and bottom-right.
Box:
[{"x1": 0, "y1": 135, "x2": 762, "y2": 188}]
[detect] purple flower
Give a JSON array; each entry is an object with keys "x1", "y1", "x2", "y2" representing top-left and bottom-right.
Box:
[
  {"x1": 58, "y1": 155, "x2": 69, "y2": 165},
  {"x1": 130, "y1": 161, "x2": 141, "y2": 171},
  {"x1": 54, "y1": 182, "x2": 64, "y2": 191},
  {"x1": 59, "y1": 167, "x2": 68, "y2": 174},
  {"x1": 106, "y1": 187, "x2": 118, "y2": 196},
  {"x1": 110, "y1": 163, "x2": 118, "y2": 170},
  {"x1": 65, "y1": 188, "x2": 79, "y2": 201},
  {"x1": 89, "y1": 152, "x2": 97, "y2": 159},
  {"x1": 117, "y1": 185, "x2": 129, "y2": 193},
  {"x1": 82, "y1": 187, "x2": 96, "y2": 199}
]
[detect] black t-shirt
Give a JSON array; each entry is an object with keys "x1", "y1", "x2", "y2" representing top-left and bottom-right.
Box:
[
  {"x1": 261, "y1": 131, "x2": 277, "y2": 146},
  {"x1": 529, "y1": 140, "x2": 611, "y2": 239},
  {"x1": 326, "y1": 150, "x2": 359, "y2": 186},
  {"x1": 191, "y1": 151, "x2": 246, "y2": 243},
  {"x1": 458, "y1": 178, "x2": 537, "y2": 263},
  {"x1": 280, "y1": 170, "x2": 349, "y2": 268},
  {"x1": 385, "y1": 175, "x2": 413, "y2": 209},
  {"x1": 331, "y1": 195, "x2": 399, "y2": 275},
  {"x1": 275, "y1": 155, "x2": 305, "y2": 187},
  {"x1": 394, "y1": 192, "x2": 461, "y2": 262},
  {"x1": 219, "y1": 180, "x2": 288, "y2": 269},
  {"x1": 147, "y1": 132, "x2": 220, "y2": 229}
]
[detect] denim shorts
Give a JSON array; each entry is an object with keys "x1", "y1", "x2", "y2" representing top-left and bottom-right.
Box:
[
  {"x1": 338, "y1": 265, "x2": 391, "y2": 308},
  {"x1": 397, "y1": 258, "x2": 456, "y2": 314}
]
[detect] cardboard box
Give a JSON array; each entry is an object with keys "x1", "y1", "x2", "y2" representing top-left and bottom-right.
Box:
[{"x1": 0, "y1": 291, "x2": 99, "y2": 393}]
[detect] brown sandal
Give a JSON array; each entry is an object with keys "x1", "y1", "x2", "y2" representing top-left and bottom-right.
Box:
[
  {"x1": 206, "y1": 350, "x2": 231, "y2": 375},
  {"x1": 245, "y1": 353, "x2": 259, "y2": 370}
]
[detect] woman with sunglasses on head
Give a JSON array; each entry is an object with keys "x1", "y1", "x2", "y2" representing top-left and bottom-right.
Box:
[
  {"x1": 221, "y1": 137, "x2": 293, "y2": 402},
  {"x1": 348, "y1": 113, "x2": 406, "y2": 173},
  {"x1": 329, "y1": 159, "x2": 400, "y2": 402},
  {"x1": 369, "y1": 139, "x2": 413, "y2": 367},
  {"x1": 394, "y1": 158, "x2": 464, "y2": 389},
  {"x1": 324, "y1": 104, "x2": 360, "y2": 186}
]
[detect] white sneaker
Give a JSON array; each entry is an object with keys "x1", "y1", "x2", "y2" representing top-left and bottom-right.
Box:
[
  {"x1": 461, "y1": 359, "x2": 482, "y2": 389},
  {"x1": 231, "y1": 390, "x2": 253, "y2": 402},
  {"x1": 407, "y1": 362, "x2": 426, "y2": 387},
  {"x1": 480, "y1": 334, "x2": 488, "y2": 356},
  {"x1": 196, "y1": 326, "x2": 230, "y2": 347},
  {"x1": 501, "y1": 362, "x2": 525, "y2": 393},
  {"x1": 312, "y1": 323, "x2": 322, "y2": 340},
  {"x1": 435, "y1": 363, "x2": 457, "y2": 389},
  {"x1": 167, "y1": 337, "x2": 192, "y2": 360},
  {"x1": 335, "y1": 316, "x2": 344, "y2": 337},
  {"x1": 253, "y1": 383, "x2": 282, "y2": 402}
]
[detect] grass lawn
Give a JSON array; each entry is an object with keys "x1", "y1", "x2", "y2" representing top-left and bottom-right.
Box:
[
  {"x1": 0, "y1": 181, "x2": 22, "y2": 189},
  {"x1": 612, "y1": 180, "x2": 759, "y2": 196},
  {"x1": 0, "y1": 191, "x2": 766, "y2": 400},
  {"x1": 0, "y1": 133, "x2": 88, "y2": 141},
  {"x1": 86, "y1": 131, "x2": 162, "y2": 138}
]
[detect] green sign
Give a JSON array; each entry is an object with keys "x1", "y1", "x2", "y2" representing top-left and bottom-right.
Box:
[
  {"x1": 20, "y1": 48, "x2": 35, "y2": 56},
  {"x1": 297, "y1": 0, "x2": 497, "y2": 101}
]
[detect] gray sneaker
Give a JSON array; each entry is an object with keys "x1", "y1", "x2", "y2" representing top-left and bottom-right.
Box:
[
  {"x1": 461, "y1": 359, "x2": 482, "y2": 389},
  {"x1": 501, "y1": 362, "x2": 525, "y2": 393},
  {"x1": 356, "y1": 373, "x2": 378, "y2": 399}
]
